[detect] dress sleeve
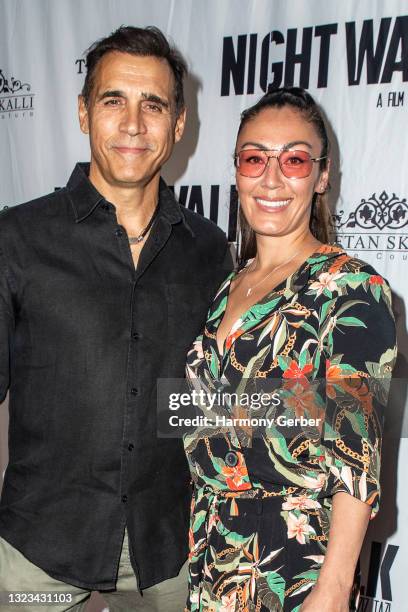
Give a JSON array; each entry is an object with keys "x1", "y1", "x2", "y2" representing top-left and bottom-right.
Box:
[
  {"x1": 321, "y1": 273, "x2": 397, "y2": 518},
  {"x1": 0, "y1": 244, "x2": 13, "y2": 402}
]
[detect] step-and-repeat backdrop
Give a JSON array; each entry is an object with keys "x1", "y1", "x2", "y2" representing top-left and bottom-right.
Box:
[{"x1": 0, "y1": 1, "x2": 407, "y2": 609}]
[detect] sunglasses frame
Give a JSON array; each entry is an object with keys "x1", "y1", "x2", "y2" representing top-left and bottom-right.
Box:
[{"x1": 235, "y1": 148, "x2": 327, "y2": 179}]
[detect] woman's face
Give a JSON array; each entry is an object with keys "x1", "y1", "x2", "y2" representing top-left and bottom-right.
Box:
[{"x1": 235, "y1": 106, "x2": 329, "y2": 240}]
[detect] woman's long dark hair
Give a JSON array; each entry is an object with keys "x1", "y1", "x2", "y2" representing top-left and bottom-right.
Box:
[{"x1": 236, "y1": 87, "x2": 331, "y2": 262}]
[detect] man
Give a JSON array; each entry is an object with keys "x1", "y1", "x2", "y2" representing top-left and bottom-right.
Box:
[{"x1": 0, "y1": 26, "x2": 232, "y2": 611}]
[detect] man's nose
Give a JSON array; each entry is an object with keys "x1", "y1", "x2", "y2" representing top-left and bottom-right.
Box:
[
  {"x1": 261, "y1": 155, "x2": 285, "y2": 188},
  {"x1": 119, "y1": 104, "x2": 146, "y2": 136}
]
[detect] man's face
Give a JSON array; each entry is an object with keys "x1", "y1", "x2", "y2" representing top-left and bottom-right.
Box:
[{"x1": 78, "y1": 51, "x2": 185, "y2": 190}]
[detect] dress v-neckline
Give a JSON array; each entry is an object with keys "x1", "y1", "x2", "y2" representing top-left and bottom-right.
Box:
[
  {"x1": 213, "y1": 243, "x2": 340, "y2": 359},
  {"x1": 215, "y1": 268, "x2": 287, "y2": 358}
]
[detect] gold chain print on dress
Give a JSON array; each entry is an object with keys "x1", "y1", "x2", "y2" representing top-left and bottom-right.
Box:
[{"x1": 183, "y1": 244, "x2": 396, "y2": 611}]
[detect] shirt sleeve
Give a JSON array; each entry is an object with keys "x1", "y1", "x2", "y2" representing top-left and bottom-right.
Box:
[
  {"x1": 321, "y1": 274, "x2": 397, "y2": 518},
  {"x1": 0, "y1": 244, "x2": 13, "y2": 402}
]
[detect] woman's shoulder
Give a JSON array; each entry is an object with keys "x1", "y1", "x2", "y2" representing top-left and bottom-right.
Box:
[
  {"x1": 309, "y1": 243, "x2": 391, "y2": 288},
  {"x1": 306, "y1": 243, "x2": 393, "y2": 313},
  {"x1": 312, "y1": 243, "x2": 382, "y2": 274}
]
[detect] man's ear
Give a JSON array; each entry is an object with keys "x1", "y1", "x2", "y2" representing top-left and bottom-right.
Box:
[
  {"x1": 174, "y1": 107, "x2": 186, "y2": 143},
  {"x1": 78, "y1": 95, "x2": 90, "y2": 134}
]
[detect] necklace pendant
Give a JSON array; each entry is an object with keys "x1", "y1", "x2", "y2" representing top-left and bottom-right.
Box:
[
  {"x1": 128, "y1": 235, "x2": 145, "y2": 245},
  {"x1": 128, "y1": 202, "x2": 159, "y2": 246},
  {"x1": 246, "y1": 288, "x2": 252, "y2": 297}
]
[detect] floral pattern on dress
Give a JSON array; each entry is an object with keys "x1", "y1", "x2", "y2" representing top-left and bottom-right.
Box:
[{"x1": 183, "y1": 244, "x2": 396, "y2": 611}]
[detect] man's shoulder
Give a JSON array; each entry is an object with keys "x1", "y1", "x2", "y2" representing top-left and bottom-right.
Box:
[
  {"x1": 0, "y1": 189, "x2": 68, "y2": 227},
  {"x1": 180, "y1": 207, "x2": 227, "y2": 243}
]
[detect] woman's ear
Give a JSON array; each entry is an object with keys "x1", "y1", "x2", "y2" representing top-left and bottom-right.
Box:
[{"x1": 316, "y1": 158, "x2": 331, "y2": 194}]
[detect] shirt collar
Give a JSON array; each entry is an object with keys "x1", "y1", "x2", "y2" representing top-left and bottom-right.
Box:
[
  {"x1": 66, "y1": 162, "x2": 187, "y2": 229},
  {"x1": 66, "y1": 163, "x2": 103, "y2": 222}
]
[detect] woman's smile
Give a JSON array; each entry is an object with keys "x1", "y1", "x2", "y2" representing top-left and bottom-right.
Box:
[{"x1": 254, "y1": 196, "x2": 293, "y2": 211}]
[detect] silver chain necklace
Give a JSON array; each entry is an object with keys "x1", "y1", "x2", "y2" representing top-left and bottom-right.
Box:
[
  {"x1": 128, "y1": 205, "x2": 159, "y2": 245},
  {"x1": 245, "y1": 250, "x2": 301, "y2": 297}
]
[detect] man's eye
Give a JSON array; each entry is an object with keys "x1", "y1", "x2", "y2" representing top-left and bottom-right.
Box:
[
  {"x1": 104, "y1": 98, "x2": 121, "y2": 106},
  {"x1": 145, "y1": 103, "x2": 163, "y2": 112}
]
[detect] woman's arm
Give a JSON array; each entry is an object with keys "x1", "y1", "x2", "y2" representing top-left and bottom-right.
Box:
[
  {"x1": 301, "y1": 267, "x2": 397, "y2": 610},
  {"x1": 300, "y1": 492, "x2": 370, "y2": 611}
]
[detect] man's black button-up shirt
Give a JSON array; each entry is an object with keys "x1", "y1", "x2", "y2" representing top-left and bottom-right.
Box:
[{"x1": 0, "y1": 163, "x2": 232, "y2": 590}]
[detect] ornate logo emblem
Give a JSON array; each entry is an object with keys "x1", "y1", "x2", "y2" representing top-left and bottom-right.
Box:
[
  {"x1": 0, "y1": 68, "x2": 34, "y2": 119},
  {"x1": 332, "y1": 191, "x2": 408, "y2": 231},
  {"x1": 0, "y1": 69, "x2": 31, "y2": 95}
]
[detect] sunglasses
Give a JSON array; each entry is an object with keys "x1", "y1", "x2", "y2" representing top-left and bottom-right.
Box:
[{"x1": 235, "y1": 148, "x2": 326, "y2": 179}]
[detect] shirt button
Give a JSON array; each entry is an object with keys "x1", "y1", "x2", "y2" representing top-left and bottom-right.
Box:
[
  {"x1": 130, "y1": 387, "x2": 139, "y2": 396},
  {"x1": 122, "y1": 494, "x2": 128, "y2": 503},
  {"x1": 115, "y1": 228, "x2": 124, "y2": 237},
  {"x1": 225, "y1": 451, "x2": 238, "y2": 467},
  {"x1": 132, "y1": 332, "x2": 140, "y2": 340},
  {"x1": 128, "y1": 443, "x2": 134, "y2": 451}
]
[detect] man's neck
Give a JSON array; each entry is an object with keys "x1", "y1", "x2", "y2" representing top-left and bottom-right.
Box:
[{"x1": 89, "y1": 166, "x2": 160, "y2": 233}]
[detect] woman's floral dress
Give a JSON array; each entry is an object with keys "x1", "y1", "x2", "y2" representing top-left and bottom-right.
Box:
[{"x1": 183, "y1": 244, "x2": 397, "y2": 612}]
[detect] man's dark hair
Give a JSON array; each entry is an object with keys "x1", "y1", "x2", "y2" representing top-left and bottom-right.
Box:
[{"x1": 81, "y1": 25, "x2": 187, "y2": 116}]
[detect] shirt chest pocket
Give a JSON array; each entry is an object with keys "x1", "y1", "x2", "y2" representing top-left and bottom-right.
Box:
[{"x1": 166, "y1": 283, "x2": 214, "y2": 350}]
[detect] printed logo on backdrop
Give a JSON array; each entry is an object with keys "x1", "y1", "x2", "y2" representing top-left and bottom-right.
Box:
[
  {"x1": 169, "y1": 184, "x2": 238, "y2": 242},
  {"x1": 0, "y1": 68, "x2": 34, "y2": 119},
  {"x1": 75, "y1": 59, "x2": 86, "y2": 75},
  {"x1": 356, "y1": 541, "x2": 398, "y2": 611},
  {"x1": 332, "y1": 191, "x2": 408, "y2": 262},
  {"x1": 221, "y1": 15, "x2": 407, "y2": 108}
]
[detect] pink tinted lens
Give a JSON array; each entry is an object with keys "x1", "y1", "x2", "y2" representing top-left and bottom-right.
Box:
[
  {"x1": 279, "y1": 150, "x2": 313, "y2": 178},
  {"x1": 237, "y1": 150, "x2": 267, "y2": 177}
]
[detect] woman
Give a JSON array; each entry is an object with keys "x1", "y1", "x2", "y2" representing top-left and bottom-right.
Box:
[{"x1": 184, "y1": 88, "x2": 396, "y2": 611}]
